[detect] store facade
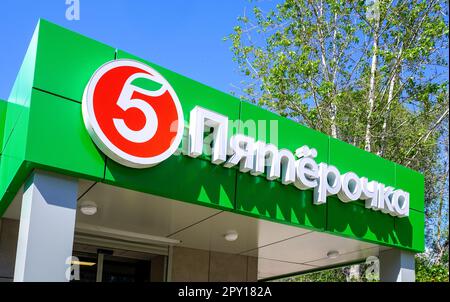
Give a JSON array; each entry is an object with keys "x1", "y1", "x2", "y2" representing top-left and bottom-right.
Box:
[{"x1": 0, "y1": 20, "x2": 424, "y2": 282}]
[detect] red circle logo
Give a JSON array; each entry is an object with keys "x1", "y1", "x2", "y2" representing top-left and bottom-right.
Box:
[{"x1": 82, "y1": 60, "x2": 184, "y2": 168}]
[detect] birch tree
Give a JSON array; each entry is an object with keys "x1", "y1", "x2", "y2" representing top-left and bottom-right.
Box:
[{"x1": 226, "y1": 0, "x2": 449, "y2": 263}]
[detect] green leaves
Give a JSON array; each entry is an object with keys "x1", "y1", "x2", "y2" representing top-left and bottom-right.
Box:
[
  {"x1": 226, "y1": 0, "x2": 448, "y2": 154},
  {"x1": 226, "y1": 0, "x2": 449, "y2": 262},
  {"x1": 416, "y1": 255, "x2": 449, "y2": 282}
]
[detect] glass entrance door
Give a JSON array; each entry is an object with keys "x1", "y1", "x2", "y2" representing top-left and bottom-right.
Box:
[
  {"x1": 71, "y1": 244, "x2": 166, "y2": 282},
  {"x1": 101, "y1": 254, "x2": 151, "y2": 282}
]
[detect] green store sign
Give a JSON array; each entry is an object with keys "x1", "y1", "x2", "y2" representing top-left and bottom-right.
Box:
[{"x1": 0, "y1": 19, "x2": 425, "y2": 252}]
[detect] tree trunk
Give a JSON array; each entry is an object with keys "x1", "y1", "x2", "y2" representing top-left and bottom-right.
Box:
[
  {"x1": 364, "y1": 20, "x2": 380, "y2": 152},
  {"x1": 435, "y1": 133, "x2": 448, "y2": 263},
  {"x1": 330, "y1": 11, "x2": 338, "y2": 139},
  {"x1": 330, "y1": 103, "x2": 338, "y2": 138},
  {"x1": 378, "y1": 72, "x2": 397, "y2": 157}
]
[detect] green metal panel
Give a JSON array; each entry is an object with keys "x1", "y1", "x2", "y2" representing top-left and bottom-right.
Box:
[
  {"x1": 328, "y1": 138, "x2": 396, "y2": 209},
  {"x1": 326, "y1": 139, "x2": 424, "y2": 251},
  {"x1": 328, "y1": 138, "x2": 395, "y2": 205},
  {"x1": 236, "y1": 173, "x2": 327, "y2": 230},
  {"x1": 2, "y1": 103, "x2": 30, "y2": 163},
  {"x1": 1, "y1": 23, "x2": 38, "y2": 153},
  {"x1": 26, "y1": 89, "x2": 106, "y2": 180},
  {"x1": 326, "y1": 197, "x2": 397, "y2": 247},
  {"x1": 329, "y1": 138, "x2": 396, "y2": 185},
  {"x1": 327, "y1": 195, "x2": 424, "y2": 252},
  {"x1": 395, "y1": 164, "x2": 425, "y2": 213},
  {"x1": 235, "y1": 102, "x2": 328, "y2": 230},
  {"x1": 0, "y1": 19, "x2": 115, "y2": 215},
  {"x1": 103, "y1": 50, "x2": 242, "y2": 210},
  {"x1": 0, "y1": 24, "x2": 38, "y2": 216},
  {"x1": 238, "y1": 102, "x2": 329, "y2": 162},
  {"x1": 0, "y1": 100, "x2": 6, "y2": 152},
  {"x1": 0, "y1": 155, "x2": 31, "y2": 216},
  {"x1": 105, "y1": 155, "x2": 236, "y2": 210},
  {"x1": 329, "y1": 139, "x2": 423, "y2": 212},
  {"x1": 33, "y1": 19, "x2": 116, "y2": 102},
  {"x1": 0, "y1": 98, "x2": 4, "y2": 206},
  {"x1": 395, "y1": 209, "x2": 425, "y2": 252},
  {"x1": 0, "y1": 102, "x2": 32, "y2": 216}
]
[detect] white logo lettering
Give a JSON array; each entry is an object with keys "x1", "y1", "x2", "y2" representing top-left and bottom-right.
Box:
[{"x1": 187, "y1": 107, "x2": 410, "y2": 217}]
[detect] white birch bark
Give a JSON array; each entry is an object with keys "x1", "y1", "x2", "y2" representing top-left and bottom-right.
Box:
[{"x1": 364, "y1": 18, "x2": 380, "y2": 152}]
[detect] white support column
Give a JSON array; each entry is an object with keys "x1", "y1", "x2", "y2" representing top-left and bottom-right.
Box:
[
  {"x1": 14, "y1": 171, "x2": 78, "y2": 282},
  {"x1": 379, "y1": 248, "x2": 416, "y2": 282}
]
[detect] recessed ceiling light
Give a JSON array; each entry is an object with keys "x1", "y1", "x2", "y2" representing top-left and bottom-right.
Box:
[
  {"x1": 224, "y1": 230, "x2": 239, "y2": 242},
  {"x1": 327, "y1": 250, "x2": 339, "y2": 259},
  {"x1": 79, "y1": 201, "x2": 97, "y2": 216}
]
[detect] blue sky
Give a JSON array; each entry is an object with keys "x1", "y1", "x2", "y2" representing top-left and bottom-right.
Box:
[{"x1": 0, "y1": 0, "x2": 280, "y2": 100}]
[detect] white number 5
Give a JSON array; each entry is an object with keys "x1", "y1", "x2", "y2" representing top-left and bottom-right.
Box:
[{"x1": 113, "y1": 73, "x2": 165, "y2": 143}]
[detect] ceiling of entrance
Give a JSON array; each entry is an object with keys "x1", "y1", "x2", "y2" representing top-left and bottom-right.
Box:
[{"x1": 4, "y1": 178, "x2": 391, "y2": 280}]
